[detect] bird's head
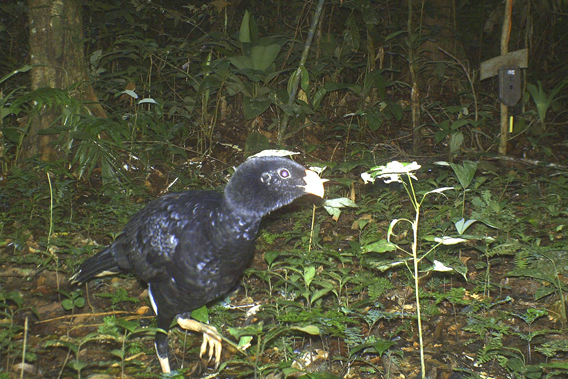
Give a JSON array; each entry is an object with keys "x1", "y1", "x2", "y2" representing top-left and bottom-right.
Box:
[{"x1": 224, "y1": 156, "x2": 325, "y2": 217}]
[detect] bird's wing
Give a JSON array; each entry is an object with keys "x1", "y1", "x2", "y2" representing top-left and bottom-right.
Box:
[{"x1": 111, "y1": 191, "x2": 223, "y2": 282}]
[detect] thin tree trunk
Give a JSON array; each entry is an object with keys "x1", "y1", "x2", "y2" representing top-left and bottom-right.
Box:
[{"x1": 25, "y1": 0, "x2": 105, "y2": 161}]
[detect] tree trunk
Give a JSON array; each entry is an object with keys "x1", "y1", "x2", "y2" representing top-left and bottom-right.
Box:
[
  {"x1": 25, "y1": 0, "x2": 105, "y2": 161},
  {"x1": 408, "y1": 0, "x2": 464, "y2": 155}
]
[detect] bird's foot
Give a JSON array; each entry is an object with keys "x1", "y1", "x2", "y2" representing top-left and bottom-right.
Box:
[{"x1": 176, "y1": 318, "x2": 222, "y2": 369}]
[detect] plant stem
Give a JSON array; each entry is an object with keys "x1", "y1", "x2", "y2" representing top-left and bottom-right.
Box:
[
  {"x1": 278, "y1": 0, "x2": 326, "y2": 143},
  {"x1": 412, "y1": 202, "x2": 426, "y2": 378}
]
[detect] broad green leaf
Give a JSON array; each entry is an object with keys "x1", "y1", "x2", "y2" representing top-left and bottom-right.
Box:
[
  {"x1": 304, "y1": 266, "x2": 316, "y2": 287},
  {"x1": 251, "y1": 44, "x2": 281, "y2": 71},
  {"x1": 245, "y1": 131, "x2": 270, "y2": 153},
  {"x1": 361, "y1": 239, "x2": 396, "y2": 254},
  {"x1": 243, "y1": 96, "x2": 271, "y2": 119},
  {"x1": 61, "y1": 299, "x2": 74, "y2": 310},
  {"x1": 74, "y1": 297, "x2": 85, "y2": 308},
  {"x1": 239, "y1": 10, "x2": 251, "y2": 43},
  {"x1": 449, "y1": 160, "x2": 477, "y2": 189},
  {"x1": 449, "y1": 131, "x2": 464, "y2": 153},
  {"x1": 450, "y1": 119, "x2": 472, "y2": 131},
  {"x1": 110, "y1": 349, "x2": 125, "y2": 358},
  {"x1": 237, "y1": 335, "x2": 253, "y2": 349},
  {"x1": 68, "y1": 361, "x2": 87, "y2": 372},
  {"x1": 291, "y1": 325, "x2": 320, "y2": 335},
  {"x1": 310, "y1": 288, "x2": 333, "y2": 304},
  {"x1": 227, "y1": 323, "x2": 264, "y2": 339},
  {"x1": 190, "y1": 305, "x2": 209, "y2": 324},
  {"x1": 365, "y1": 110, "x2": 383, "y2": 131},
  {"x1": 344, "y1": 14, "x2": 360, "y2": 51},
  {"x1": 455, "y1": 218, "x2": 477, "y2": 234},
  {"x1": 312, "y1": 87, "x2": 327, "y2": 110}
]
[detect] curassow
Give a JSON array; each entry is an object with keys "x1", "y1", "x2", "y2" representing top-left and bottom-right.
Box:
[{"x1": 70, "y1": 153, "x2": 325, "y2": 373}]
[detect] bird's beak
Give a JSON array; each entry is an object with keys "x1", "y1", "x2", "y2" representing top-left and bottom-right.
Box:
[{"x1": 303, "y1": 169, "x2": 325, "y2": 198}]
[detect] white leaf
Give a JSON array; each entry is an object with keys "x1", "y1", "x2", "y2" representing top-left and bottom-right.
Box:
[
  {"x1": 250, "y1": 150, "x2": 299, "y2": 158},
  {"x1": 432, "y1": 260, "x2": 454, "y2": 272}
]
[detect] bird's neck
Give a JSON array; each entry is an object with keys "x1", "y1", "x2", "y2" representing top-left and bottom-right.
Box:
[{"x1": 208, "y1": 199, "x2": 263, "y2": 250}]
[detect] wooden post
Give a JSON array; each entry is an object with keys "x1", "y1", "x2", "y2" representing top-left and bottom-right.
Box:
[{"x1": 499, "y1": 0, "x2": 513, "y2": 155}]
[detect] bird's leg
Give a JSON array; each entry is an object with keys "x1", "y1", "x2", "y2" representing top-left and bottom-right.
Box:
[
  {"x1": 155, "y1": 331, "x2": 171, "y2": 373},
  {"x1": 176, "y1": 317, "x2": 222, "y2": 369},
  {"x1": 155, "y1": 342, "x2": 171, "y2": 373}
]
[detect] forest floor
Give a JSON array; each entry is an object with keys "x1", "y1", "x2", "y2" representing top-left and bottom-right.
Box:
[{"x1": 2, "y1": 133, "x2": 568, "y2": 379}]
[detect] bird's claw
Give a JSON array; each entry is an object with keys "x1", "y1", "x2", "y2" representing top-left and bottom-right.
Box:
[
  {"x1": 177, "y1": 318, "x2": 223, "y2": 369},
  {"x1": 199, "y1": 326, "x2": 222, "y2": 368}
]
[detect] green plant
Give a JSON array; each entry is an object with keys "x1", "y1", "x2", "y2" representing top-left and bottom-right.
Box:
[
  {"x1": 46, "y1": 315, "x2": 156, "y2": 378},
  {"x1": 509, "y1": 247, "x2": 568, "y2": 322},
  {"x1": 95, "y1": 287, "x2": 140, "y2": 306},
  {"x1": 527, "y1": 79, "x2": 568, "y2": 132},
  {"x1": 361, "y1": 161, "x2": 456, "y2": 377},
  {"x1": 463, "y1": 308, "x2": 545, "y2": 378},
  {"x1": 0, "y1": 290, "x2": 36, "y2": 372},
  {"x1": 0, "y1": 65, "x2": 33, "y2": 170},
  {"x1": 59, "y1": 289, "x2": 86, "y2": 311},
  {"x1": 510, "y1": 308, "x2": 549, "y2": 363}
]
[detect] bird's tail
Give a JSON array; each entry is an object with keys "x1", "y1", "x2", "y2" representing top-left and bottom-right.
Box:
[{"x1": 70, "y1": 247, "x2": 120, "y2": 284}]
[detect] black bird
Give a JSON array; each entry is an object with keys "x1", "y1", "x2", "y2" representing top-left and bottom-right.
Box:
[{"x1": 70, "y1": 154, "x2": 325, "y2": 373}]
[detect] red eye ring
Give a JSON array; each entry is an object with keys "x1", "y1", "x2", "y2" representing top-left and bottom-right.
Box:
[{"x1": 279, "y1": 169, "x2": 290, "y2": 178}]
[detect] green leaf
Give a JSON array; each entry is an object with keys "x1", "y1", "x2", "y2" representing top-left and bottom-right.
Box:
[
  {"x1": 454, "y1": 218, "x2": 477, "y2": 235},
  {"x1": 73, "y1": 297, "x2": 85, "y2": 308},
  {"x1": 304, "y1": 266, "x2": 316, "y2": 287},
  {"x1": 365, "y1": 110, "x2": 383, "y2": 131},
  {"x1": 387, "y1": 101, "x2": 404, "y2": 121},
  {"x1": 385, "y1": 30, "x2": 406, "y2": 41},
  {"x1": 323, "y1": 197, "x2": 358, "y2": 220},
  {"x1": 344, "y1": 14, "x2": 360, "y2": 51},
  {"x1": 117, "y1": 318, "x2": 140, "y2": 333},
  {"x1": 312, "y1": 87, "x2": 327, "y2": 110},
  {"x1": 45, "y1": 339, "x2": 79, "y2": 354},
  {"x1": 310, "y1": 288, "x2": 332, "y2": 304},
  {"x1": 243, "y1": 96, "x2": 271, "y2": 119},
  {"x1": 349, "y1": 338, "x2": 394, "y2": 357},
  {"x1": 300, "y1": 65, "x2": 310, "y2": 93},
  {"x1": 227, "y1": 323, "x2": 264, "y2": 339},
  {"x1": 110, "y1": 349, "x2": 125, "y2": 358},
  {"x1": 68, "y1": 360, "x2": 87, "y2": 372},
  {"x1": 0, "y1": 291, "x2": 24, "y2": 308},
  {"x1": 264, "y1": 250, "x2": 280, "y2": 266},
  {"x1": 535, "y1": 286, "x2": 556, "y2": 300},
  {"x1": 237, "y1": 335, "x2": 253, "y2": 349},
  {"x1": 449, "y1": 131, "x2": 464, "y2": 153},
  {"x1": 190, "y1": 305, "x2": 209, "y2": 324},
  {"x1": 361, "y1": 239, "x2": 396, "y2": 254},
  {"x1": 0, "y1": 65, "x2": 33, "y2": 86},
  {"x1": 449, "y1": 160, "x2": 477, "y2": 189},
  {"x1": 245, "y1": 131, "x2": 270, "y2": 153},
  {"x1": 450, "y1": 119, "x2": 472, "y2": 131},
  {"x1": 61, "y1": 299, "x2": 74, "y2": 310},
  {"x1": 250, "y1": 44, "x2": 281, "y2": 72},
  {"x1": 239, "y1": 10, "x2": 251, "y2": 43},
  {"x1": 298, "y1": 373, "x2": 342, "y2": 379},
  {"x1": 229, "y1": 56, "x2": 254, "y2": 71},
  {"x1": 291, "y1": 325, "x2": 320, "y2": 335}
]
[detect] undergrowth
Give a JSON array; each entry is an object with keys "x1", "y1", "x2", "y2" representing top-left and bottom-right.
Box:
[{"x1": 1, "y1": 151, "x2": 568, "y2": 378}]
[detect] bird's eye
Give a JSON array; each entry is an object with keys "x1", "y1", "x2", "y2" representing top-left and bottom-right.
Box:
[{"x1": 279, "y1": 169, "x2": 290, "y2": 178}]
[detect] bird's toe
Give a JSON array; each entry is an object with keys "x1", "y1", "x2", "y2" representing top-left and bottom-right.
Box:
[
  {"x1": 177, "y1": 317, "x2": 223, "y2": 369},
  {"x1": 199, "y1": 327, "x2": 222, "y2": 368}
]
